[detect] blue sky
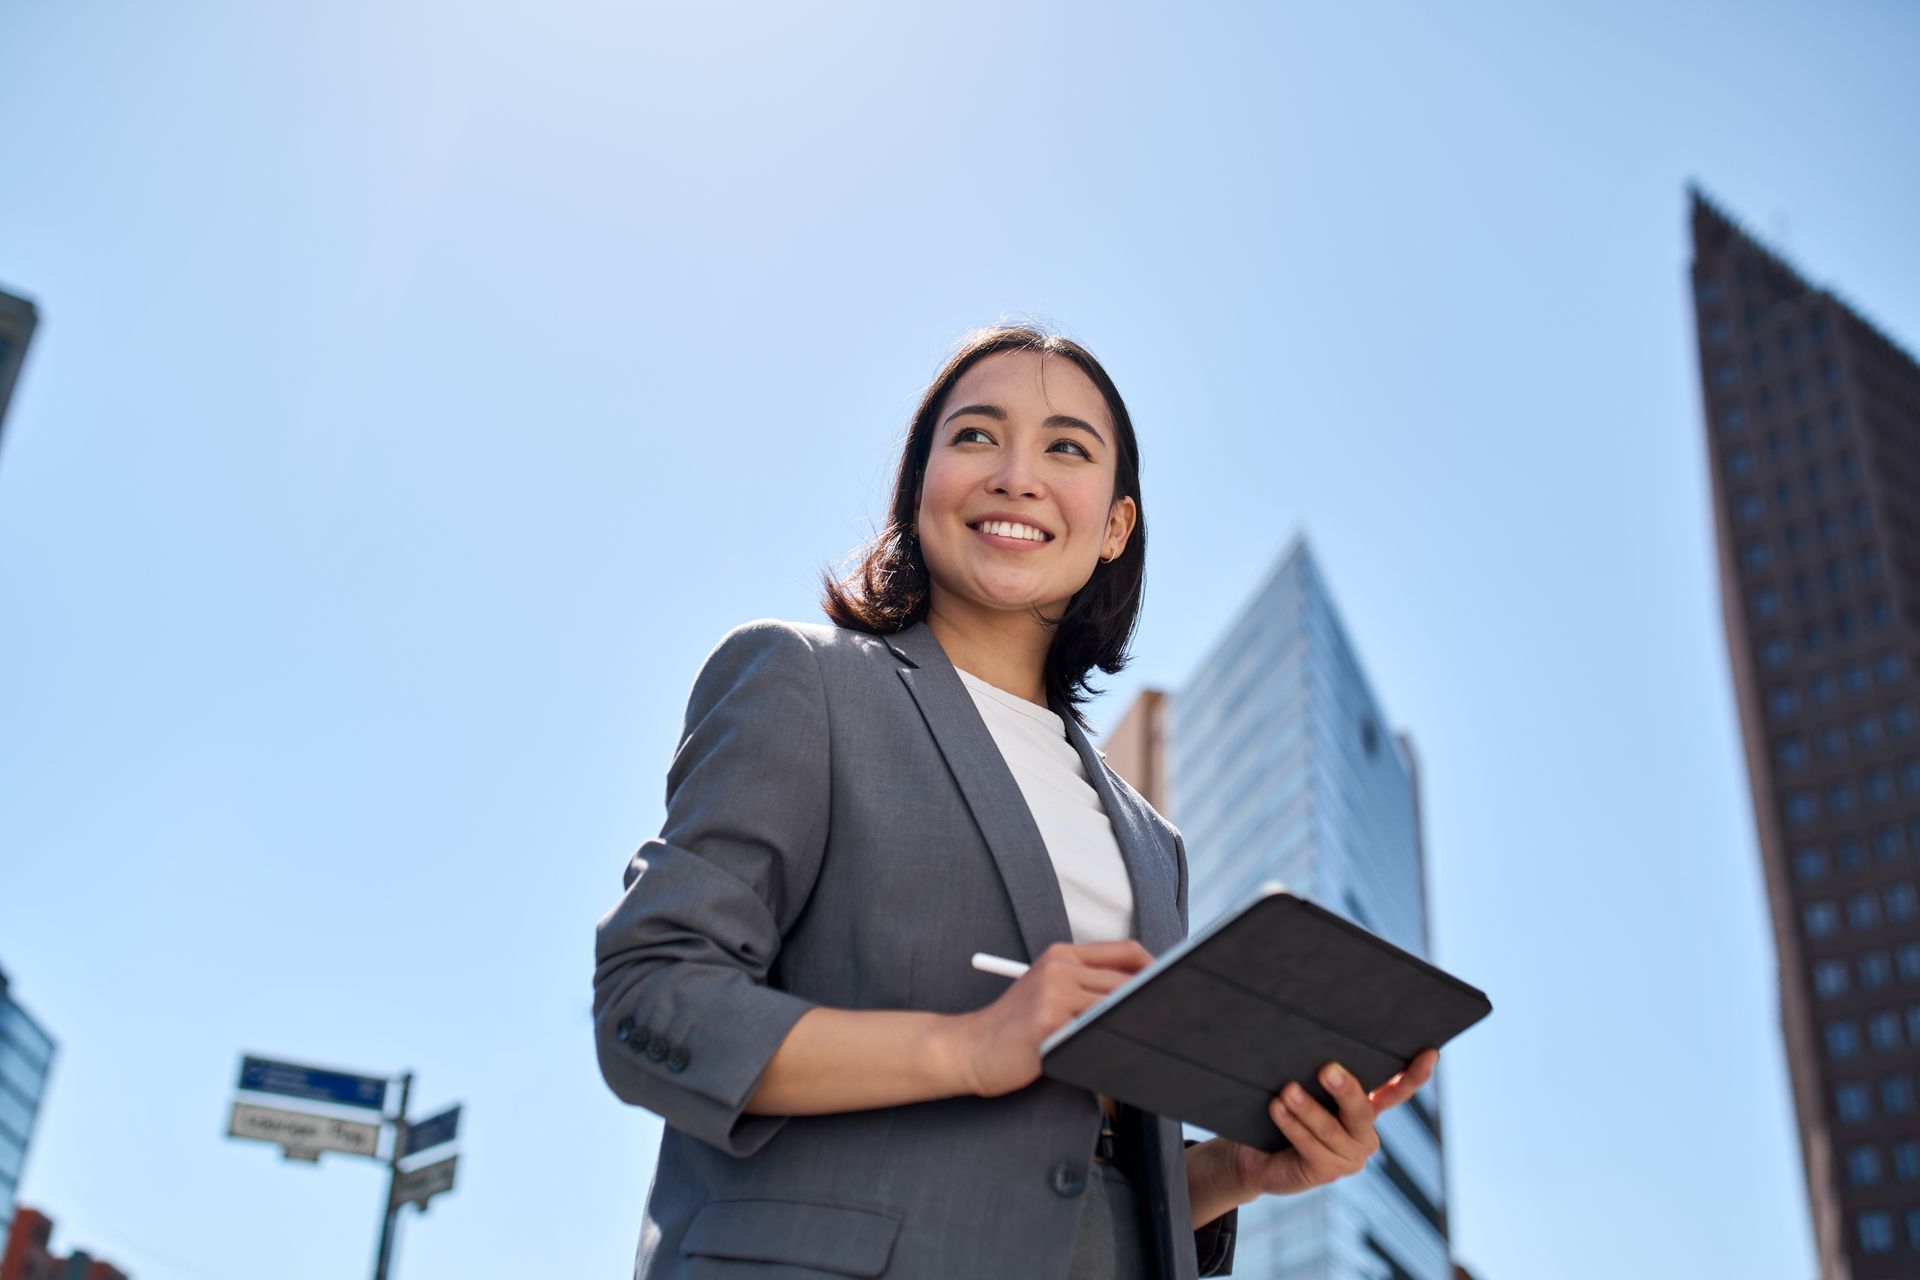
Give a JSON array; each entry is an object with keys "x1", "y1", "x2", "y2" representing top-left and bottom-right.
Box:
[{"x1": 3, "y1": 2, "x2": 1917, "y2": 1276}]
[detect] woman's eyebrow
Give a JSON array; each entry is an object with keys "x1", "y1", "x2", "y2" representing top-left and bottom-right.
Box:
[{"x1": 942, "y1": 403, "x2": 1107, "y2": 446}]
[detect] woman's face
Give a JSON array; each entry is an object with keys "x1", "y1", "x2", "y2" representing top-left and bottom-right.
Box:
[{"x1": 915, "y1": 349, "x2": 1137, "y2": 622}]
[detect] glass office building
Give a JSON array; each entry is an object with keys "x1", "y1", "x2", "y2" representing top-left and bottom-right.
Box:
[
  {"x1": 1168, "y1": 538, "x2": 1450, "y2": 1280},
  {"x1": 0, "y1": 965, "x2": 57, "y2": 1241}
]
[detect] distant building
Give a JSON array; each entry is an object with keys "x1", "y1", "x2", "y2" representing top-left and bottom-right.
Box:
[
  {"x1": 0, "y1": 287, "x2": 36, "y2": 450},
  {"x1": 1104, "y1": 537, "x2": 1453, "y2": 1280},
  {"x1": 0, "y1": 1207, "x2": 128, "y2": 1280},
  {"x1": 0, "y1": 969, "x2": 55, "y2": 1244},
  {"x1": 1690, "y1": 189, "x2": 1920, "y2": 1278}
]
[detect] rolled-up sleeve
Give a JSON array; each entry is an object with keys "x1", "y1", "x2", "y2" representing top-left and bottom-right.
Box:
[{"x1": 592, "y1": 620, "x2": 831, "y2": 1155}]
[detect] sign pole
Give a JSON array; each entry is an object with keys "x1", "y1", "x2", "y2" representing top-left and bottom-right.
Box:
[{"x1": 372, "y1": 1070, "x2": 413, "y2": 1280}]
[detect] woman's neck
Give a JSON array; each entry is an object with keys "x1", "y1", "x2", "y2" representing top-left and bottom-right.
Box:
[{"x1": 924, "y1": 595, "x2": 1053, "y2": 708}]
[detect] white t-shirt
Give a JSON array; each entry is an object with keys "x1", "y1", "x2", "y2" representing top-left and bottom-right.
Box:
[{"x1": 956, "y1": 669, "x2": 1136, "y2": 944}]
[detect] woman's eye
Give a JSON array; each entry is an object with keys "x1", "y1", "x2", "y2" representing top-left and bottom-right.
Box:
[
  {"x1": 1049, "y1": 438, "x2": 1091, "y2": 459},
  {"x1": 951, "y1": 426, "x2": 994, "y2": 445}
]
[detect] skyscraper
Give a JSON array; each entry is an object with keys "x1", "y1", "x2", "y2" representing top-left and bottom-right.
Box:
[
  {"x1": 1691, "y1": 188, "x2": 1920, "y2": 1278},
  {"x1": 0, "y1": 287, "x2": 36, "y2": 451},
  {"x1": 0, "y1": 968, "x2": 55, "y2": 1244},
  {"x1": 1105, "y1": 537, "x2": 1452, "y2": 1280}
]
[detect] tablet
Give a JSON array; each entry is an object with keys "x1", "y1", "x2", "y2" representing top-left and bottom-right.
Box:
[{"x1": 1040, "y1": 882, "x2": 1493, "y2": 1152}]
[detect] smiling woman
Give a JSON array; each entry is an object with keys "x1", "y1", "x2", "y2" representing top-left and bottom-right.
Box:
[
  {"x1": 822, "y1": 327, "x2": 1147, "y2": 725},
  {"x1": 592, "y1": 324, "x2": 1435, "y2": 1280}
]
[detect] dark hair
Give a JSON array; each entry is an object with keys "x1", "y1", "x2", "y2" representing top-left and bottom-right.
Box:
[{"x1": 821, "y1": 324, "x2": 1147, "y2": 725}]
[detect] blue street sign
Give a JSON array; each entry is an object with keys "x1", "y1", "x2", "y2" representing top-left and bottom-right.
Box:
[
  {"x1": 238, "y1": 1056, "x2": 389, "y2": 1111},
  {"x1": 401, "y1": 1104, "x2": 461, "y2": 1159}
]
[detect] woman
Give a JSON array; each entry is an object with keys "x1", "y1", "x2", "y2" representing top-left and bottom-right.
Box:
[{"x1": 593, "y1": 325, "x2": 1439, "y2": 1279}]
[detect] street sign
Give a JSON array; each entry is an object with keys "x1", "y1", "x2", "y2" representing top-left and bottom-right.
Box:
[
  {"x1": 392, "y1": 1155, "x2": 458, "y2": 1211},
  {"x1": 400, "y1": 1104, "x2": 461, "y2": 1159},
  {"x1": 228, "y1": 1101, "x2": 382, "y2": 1159},
  {"x1": 238, "y1": 1055, "x2": 388, "y2": 1111}
]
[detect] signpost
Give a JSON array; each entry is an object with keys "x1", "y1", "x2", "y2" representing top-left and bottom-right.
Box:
[
  {"x1": 399, "y1": 1104, "x2": 460, "y2": 1159},
  {"x1": 228, "y1": 1101, "x2": 381, "y2": 1159},
  {"x1": 238, "y1": 1055, "x2": 388, "y2": 1110},
  {"x1": 392, "y1": 1155, "x2": 459, "y2": 1212},
  {"x1": 225, "y1": 1054, "x2": 462, "y2": 1280}
]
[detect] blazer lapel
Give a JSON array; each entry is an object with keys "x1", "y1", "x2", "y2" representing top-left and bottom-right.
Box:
[
  {"x1": 1059, "y1": 712, "x2": 1185, "y2": 955},
  {"x1": 886, "y1": 623, "x2": 1073, "y2": 962}
]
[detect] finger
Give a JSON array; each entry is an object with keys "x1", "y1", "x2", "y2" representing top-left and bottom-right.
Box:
[
  {"x1": 1276, "y1": 1081, "x2": 1368, "y2": 1165},
  {"x1": 1266, "y1": 1094, "x2": 1342, "y2": 1179},
  {"x1": 1317, "y1": 1063, "x2": 1381, "y2": 1152},
  {"x1": 1064, "y1": 940, "x2": 1156, "y2": 973},
  {"x1": 1370, "y1": 1049, "x2": 1439, "y2": 1113}
]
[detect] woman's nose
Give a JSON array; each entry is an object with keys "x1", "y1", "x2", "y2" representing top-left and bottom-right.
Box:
[{"x1": 988, "y1": 451, "x2": 1043, "y2": 499}]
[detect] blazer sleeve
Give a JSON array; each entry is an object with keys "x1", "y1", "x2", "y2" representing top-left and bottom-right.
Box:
[{"x1": 592, "y1": 620, "x2": 831, "y2": 1156}]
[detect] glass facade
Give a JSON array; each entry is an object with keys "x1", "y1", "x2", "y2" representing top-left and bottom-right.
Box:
[
  {"x1": 1170, "y1": 539, "x2": 1450, "y2": 1279},
  {"x1": 0, "y1": 967, "x2": 56, "y2": 1240}
]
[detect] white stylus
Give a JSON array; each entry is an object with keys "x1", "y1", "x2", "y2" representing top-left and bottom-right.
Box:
[{"x1": 970, "y1": 952, "x2": 1030, "y2": 980}]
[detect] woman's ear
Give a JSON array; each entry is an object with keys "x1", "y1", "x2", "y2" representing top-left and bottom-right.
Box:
[{"x1": 1102, "y1": 495, "x2": 1138, "y2": 561}]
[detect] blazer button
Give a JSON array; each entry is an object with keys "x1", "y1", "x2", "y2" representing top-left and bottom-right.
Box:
[
  {"x1": 1049, "y1": 1162, "x2": 1086, "y2": 1198},
  {"x1": 645, "y1": 1039, "x2": 669, "y2": 1063},
  {"x1": 614, "y1": 1017, "x2": 634, "y2": 1043},
  {"x1": 627, "y1": 1026, "x2": 655, "y2": 1054},
  {"x1": 665, "y1": 1047, "x2": 689, "y2": 1073}
]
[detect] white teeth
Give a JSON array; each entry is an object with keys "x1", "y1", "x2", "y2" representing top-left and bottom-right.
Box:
[{"x1": 979, "y1": 520, "x2": 1046, "y2": 542}]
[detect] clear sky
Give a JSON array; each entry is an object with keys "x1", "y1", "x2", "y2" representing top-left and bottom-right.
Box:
[{"x1": 2, "y1": 3, "x2": 1917, "y2": 1277}]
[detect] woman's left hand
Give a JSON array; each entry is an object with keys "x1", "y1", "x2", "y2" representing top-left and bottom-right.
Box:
[{"x1": 1226, "y1": 1048, "x2": 1440, "y2": 1199}]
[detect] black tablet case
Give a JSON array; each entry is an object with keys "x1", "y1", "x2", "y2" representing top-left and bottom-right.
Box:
[{"x1": 1041, "y1": 888, "x2": 1493, "y2": 1152}]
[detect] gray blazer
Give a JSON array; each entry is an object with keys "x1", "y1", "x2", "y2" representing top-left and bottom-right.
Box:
[{"x1": 593, "y1": 619, "x2": 1236, "y2": 1278}]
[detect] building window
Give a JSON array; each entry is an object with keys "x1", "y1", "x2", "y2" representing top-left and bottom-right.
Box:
[
  {"x1": 1812, "y1": 673, "x2": 1838, "y2": 706},
  {"x1": 1865, "y1": 770, "x2": 1894, "y2": 804},
  {"x1": 1870, "y1": 598, "x2": 1892, "y2": 629},
  {"x1": 1837, "y1": 1082, "x2": 1872, "y2": 1121},
  {"x1": 1880, "y1": 652, "x2": 1905, "y2": 683},
  {"x1": 1903, "y1": 761, "x2": 1920, "y2": 795},
  {"x1": 1785, "y1": 523, "x2": 1806, "y2": 553},
  {"x1": 1884, "y1": 1075, "x2": 1916, "y2": 1114},
  {"x1": 1793, "y1": 844, "x2": 1827, "y2": 879},
  {"x1": 1753, "y1": 590, "x2": 1783, "y2": 622},
  {"x1": 1742, "y1": 540, "x2": 1772, "y2": 571},
  {"x1": 1861, "y1": 1210, "x2": 1895, "y2": 1254},
  {"x1": 1770, "y1": 686, "x2": 1801, "y2": 720},
  {"x1": 1856, "y1": 715, "x2": 1883, "y2": 747},
  {"x1": 1714, "y1": 363, "x2": 1740, "y2": 390},
  {"x1": 1863, "y1": 951, "x2": 1893, "y2": 988},
  {"x1": 1870, "y1": 1012, "x2": 1902, "y2": 1051},
  {"x1": 1888, "y1": 884, "x2": 1918, "y2": 923},
  {"x1": 1846, "y1": 659, "x2": 1871, "y2": 693},
  {"x1": 1722, "y1": 406, "x2": 1750, "y2": 433},
  {"x1": 1875, "y1": 826, "x2": 1903, "y2": 861},
  {"x1": 1787, "y1": 792, "x2": 1820, "y2": 827},
  {"x1": 1698, "y1": 277, "x2": 1724, "y2": 303},
  {"x1": 1829, "y1": 781, "x2": 1858, "y2": 816},
  {"x1": 1849, "y1": 890, "x2": 1880, "y2": 929},
  {"x1": 1850, "y1": 496, "x2": 1872, "y2": 530},
  {"x1": 1821, "y1": 727, "x2": 1848, "y2": 761},
  {"x1": 1906, "y1": 1004, "x2": 1920, "y2": 1042},
  {"x1": 1908, "y1": 1208, "x2": 1920, "y2": 1251},
  {"x1": 1827, "y1": 1021, "x2": 1861, "y2": 1058},
  {"x1": 1762, "y1": 635, "x2": 1792, "y2": 668},
  {"x1": 1726, "y1": 449, "x2": 1756, "y2": 479},
  {"x1": 1860, "y1": 548, "x2": 1883, "y2": 580},
  {"x1": 1839, "y1": 836, "x2": 1867, "y2": 871},
  {"x1": 1895, "y1": 1140, "x2": 1920, "y2": 1181},
  {"x1": 1898, "y1": 943, "x2": 1920, "y2": 982},
  {"x1": 1894, "y1": 706, "x2": 1916, "y2": 738},
  {"x1": 1806, "y1": 901, "x2": 1840, "y2": 937},
  {"x1": 1816, "y1": 960, "x2": 1850, "y2": 997},
  {"x1": 1847, "y1": 1145, "x2": 1883, "y2": 1185},
  {"x1": 1800, "y1": 621, "x2": 1823, "y2": 655}
]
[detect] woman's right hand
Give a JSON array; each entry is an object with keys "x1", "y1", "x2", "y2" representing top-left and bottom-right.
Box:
[{"x1": 942, "y1": 940, "x2": 1156, "y2": 1098}]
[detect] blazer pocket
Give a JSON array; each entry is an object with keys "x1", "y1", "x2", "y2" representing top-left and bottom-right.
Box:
[{"x1": 681, "y1": 1197, "x2": 903, "y2": 1277}]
